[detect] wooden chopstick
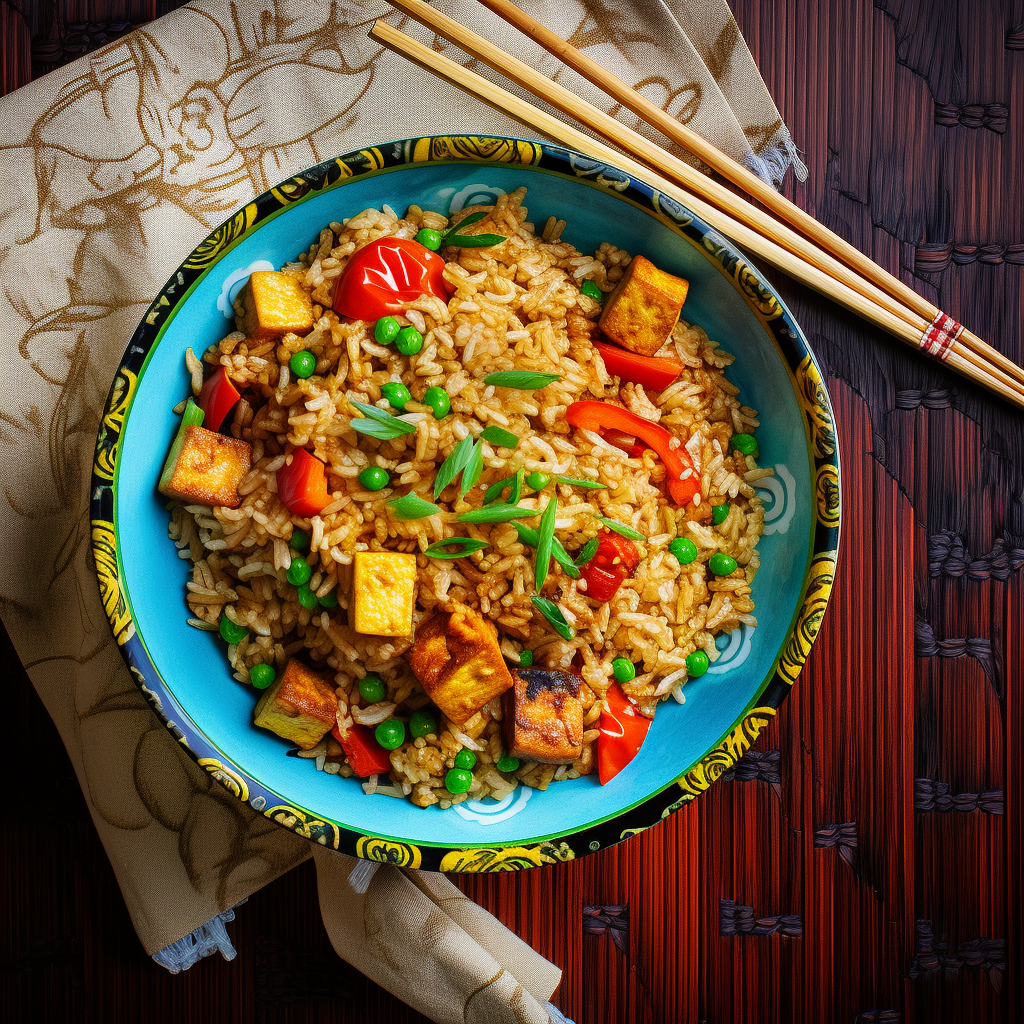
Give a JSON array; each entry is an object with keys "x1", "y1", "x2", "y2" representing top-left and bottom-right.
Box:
[
  {"x1": 472, "y1": 0, "x2": 1023, "y2": 392},
  {"x1": 369, "y1": 19, "x2": 1024, "y2": 411}
]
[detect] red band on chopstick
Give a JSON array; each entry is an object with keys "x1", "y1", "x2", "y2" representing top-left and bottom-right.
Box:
[{"x1": 919, "y1": 311, "x2": 964, "y2": 361}]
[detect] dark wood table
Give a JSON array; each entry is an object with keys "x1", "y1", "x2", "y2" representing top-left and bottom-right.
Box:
[{"x1": 3, "y1": 2, "x2": 1020, "y2": 1021}]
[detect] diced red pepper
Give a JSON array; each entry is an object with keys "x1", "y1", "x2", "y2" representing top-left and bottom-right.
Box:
[
  {"x1": 197, "y1": 366, "x2": 241, "y2": 432},
  {"x1": 579, "y1": 531, "x2": 641, "y2": 603},
  {"x1": 276, "y1": 448, "x2": 330, "y2": 518},
  {"x1": 333, "y1": 236, "x2": 451, "y2": 321},
  {"x1": 331, "y1": 723, "x2": 392, "y2": 777},
  {"x1": 580, "y1": 564, "x2": 625, "y2": 602},
  {"x1": 566, "y1": 400, "x2": 700, "y2": 506},
  {"x1": 597, "y1": 683, "x2": 652, "y2": 785},
  {"x1": 595, "y1": 341, "x2": 683, "y2": 391}
]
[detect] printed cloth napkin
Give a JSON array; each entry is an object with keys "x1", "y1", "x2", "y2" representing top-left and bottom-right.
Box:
[{"x1": 0, "y1": 1, "x2": 801, "y2": 1020}]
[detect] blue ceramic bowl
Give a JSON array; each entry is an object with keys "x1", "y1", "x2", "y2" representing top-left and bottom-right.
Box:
[{"x1": 92, "y1": 136, "x2": 839, "y2": 872}]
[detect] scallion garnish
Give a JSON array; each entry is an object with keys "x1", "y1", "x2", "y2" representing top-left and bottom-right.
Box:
[
  {"x1": 480, "y1": 425, "x2": 520, "y2": 449},
  {"x1": 514, "y1": 523, "x2": 580, "y2": 579},
  {"x1": 389, "y1": 493, "x2": 443, "y2": 520},
  {"x1": 434, "y1": 435, "x2": 475, "y2": 498},
  {"x1": 574, "y1": 536, "x2": 600, "y2": 567},
  {"x1": 556, "y1": 476, "x2": 607, "y2": 490},
  {"x1": 440, "y1": 211, "x2": 506, "y2": 249},
  {"x1": 483, "y1": 371, "x2": 561, "y2": 390},
  {"x1": 456, "y1": 504, "x2": 540, "y2": 524},
  {"x1": 423, "y1": 537, "x2": 490, "y2": 559},
  {"x1": 460, "y1": 438, "x2": 485, "y2": 498},
  {"x1": 531, "y1": 595, "x2": 575, "y2": 641},
  {"x1": 483, "y1": 466, "x2": 525, "y2": 506},
  {"x1": 595, "y1": 515, "x2": 646, "y2": 541},
  {"x1": 535, "y1": 495, "x2": 558, "y2": 591},
  {"x1": 349, "y1": 398, "x2": 418, "y2": 439}
]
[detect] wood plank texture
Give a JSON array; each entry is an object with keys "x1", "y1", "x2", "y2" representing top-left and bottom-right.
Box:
[{"x1": 2, "y1": 2, "x2": 1021, "y2": 1022}]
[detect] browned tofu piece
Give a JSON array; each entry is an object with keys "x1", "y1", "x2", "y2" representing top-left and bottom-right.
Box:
[
  {"x1": 158, "y1": 425, "x2": 251, "y2": 508},
  {"x1": 598, "y1": 255, "x2": 689, "y2": 356},
  {"x1": 237, "y1": 270, "x2": 314, "y2": 339},
  {"x1": 501, "y1": 668, "x2": 584, "y2": 764},
  {"x1": 253, "y1": 658, "x2": 337, "y2": 750},
  {"x1": 405, "y1": 604, "x2": 514, "y2": 724},
  {"x1": 350, "y1": 551, "x2": 417, "y2": 636}
]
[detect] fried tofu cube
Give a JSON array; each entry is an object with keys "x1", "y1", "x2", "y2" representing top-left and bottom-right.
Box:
[
  {"x1": 237, "y1": 270, "x2": 314, "y2": 339},
  {"x1": 158, "y1": 425, "x2": 251, "y2": 508},
  {"x1": 351, "y1": 551, "x2": 418, "y2": 636},
  {"x1": 253, "y1": 658, "x2": 337, "y2": 750},
  {"x1": 598, "y1": 255, "x2": 689, "y2": 356},
  {"x1": 405, "y1": 604, "x2": 514, "y2": 724},
  {"x1": 501, "y1": 668, "x2": 584, "y2": 764}
]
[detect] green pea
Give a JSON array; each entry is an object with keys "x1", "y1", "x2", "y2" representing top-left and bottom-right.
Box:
[
  {"x1": 296, "y1": 585, "x2": 318, "y2": 610},
  {"x1": 374, "y1": 316, "x2": 401, "y2": 345},
  {"x1": 415, "y1": 228, "x2": 442, "y2": 251},
  {"x1": 611, "y1": 657, "x2": 635, "y2": 683},
  {"x1": 380, "y1": 381, "x2": 411, "y2": 410},
  {"x1": 358, "y1": 673, "x2": 386, "y2": 703},
  {"x1": 526, "y1": 471, "x2": 550, "y2": 490},
  {"x1": 396, "y1": 325, "x2": 423, "y2": 355},
  {"x1": 669, "y1": 537, "x2": 698, "y2": 564},
  {"x1": 445, "y1": 767, "x2": 473, "y2": 794},
  {"x1": 685, "y1": 649, "x2": 710, "y2": 677},
  {"x1": 409, "y1": 708, "x2": 438, "y2": 739},
  {"x1": 518, "y1": 649, "x2": 534, "y2": 668},
  {"x1": 709, "y1": 552, "x2": 738, "y2": 576},
  {"x1": 731, "y1": 433, "x2": 759, "y2": 457},
  {"x1": 249, "y1": 663, "x2": 276, "y2": 689},
  {"x1": 454, "y1": 749, "x2": 477, "y2": 770},
  {"x1": 318, "y1": 589, "x2": 338, "y2": 608},
  {"x1": 581, "y1": 280, "x2": 603, "y2": 302},
  {"x1": 289, "y1": 528, "x2": 310, "y2": 553},
  {"x1": 424, "y1": 386, "x2": 451, "y2": 419},
  {"x1": 358, "y1": 465, "x2": 390, "y2": 491},
  {"x1": 495, "y1": 755, "x2": 520, "y2": 773},
  {"x1": 289, "y1": 350, "x2": 316, "y2": 379},
  {"x1": 712, "y1": 503, "x2": 730, "y2": 525},
  {"x1": 286, "y1": 557, "x2": 311, "y2": 586},
  {"x1": 219, "y1": 614, "x2": 248, "y2": 644},
  {"x1": 375, "y1": 719, "x2": 405, "y2": 750}
]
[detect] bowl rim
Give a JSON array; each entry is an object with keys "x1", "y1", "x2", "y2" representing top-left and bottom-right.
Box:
[{"x1": 90, "y1": 133, "x2": 841, "y2": 873}]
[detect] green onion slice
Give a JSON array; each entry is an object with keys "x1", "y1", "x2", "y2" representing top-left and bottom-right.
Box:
[
  {"x1": 460, "y1": 439, "x2": 484, "y2": 498},
  {"x1": 556, "y1": 476, "x2": 607, "y2": 490},
  {"x1": 534, "y1": 495, "x2": 558, "y2": 592},
  {"x1": 456, "y1": 504, "x2": 540, "y2": 524},
  {"x1": 389, "y1": 493, "x2": 443, "y2": 520},
  {"x1": 483, "y1": 371, "x2": 561, "y2": 390},
  {"x1": 514, "y1": 523, "x2": 580, "y2": 579},
  {"x1": 445, "y1": 233, "x2": 506, "y2": 248},
  {"x1": 423, "y1": 537, "x2": 490, "y2": 559},
  {"x1": 574, "y1": 536, "x2": 600, "y2": 567},
  {"x1": 483, "y1": 466, "x2": 524, "y2": 506},
  {"x1": 480, "y1": 425, "x2": 520, "y2": 449},
  {"x1": 595, "y1": 516, "x2": 646, "y2": 541},
  {"x1": 159, "y1": 399, "x2": 205, "y2": 490},
  {"x1": 531, "y1": 595, "x2": 575, "y2": 641},
  {"x1": 349, "y1": 398, "x2": 418, "y2": 439},
  {"x1": 434, "y1": 435, "x2": 475, "y2": 498}
]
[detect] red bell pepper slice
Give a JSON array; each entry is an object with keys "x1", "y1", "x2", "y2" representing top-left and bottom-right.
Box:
[
  {"x1": 579, "y1": 531, "x2": 641, "y2": 602},
  {"x1": 580, "y1": 564, "x2": 625, "y2": 602},
  {"x1": 333, "y1": 236, "x2": 451, "y2": 321},
  {"x1": 597, "y1": 684, "x2": 652, "y2": 785},
  {"x1": 197, "y1": 366, "x2": 241, "y2": 432},
  {"x1": 595, "y1": 341, "x2": 683, "y2": 391},
  {"x1": 566, "y1": 400, "x2": 700, "y2": 506},
  {"x1": 332, "y1": 723, "x2": 392, "y2": 777},
  {"x1": 276, "y1": 448, "x2": 330, "y2": 518}
]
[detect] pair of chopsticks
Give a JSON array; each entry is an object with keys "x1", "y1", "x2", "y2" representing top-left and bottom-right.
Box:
[{"x1": 371, "y1": 0, "x2": 1024, "y2": 410}]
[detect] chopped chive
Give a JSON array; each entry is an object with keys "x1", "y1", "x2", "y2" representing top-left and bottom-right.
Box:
[
  {"x1": 460, "y1": 439, "x2": 484, "y2": 498},
  {"x1": 456, "y1": 504, "x2": 540, "y2": 524},
  {"x1": 556, "y1": 476, "x2": 607, "y2": 490},
  {"x1": 389, "y1": 493, "x2": 443, "y2": 520},
  {"x1": 574, "y1": 536, "x2": 600, "y2": 567},
  {"x1": 531, "y1": 595, "x2": 575, "y2": 641},
  {"x1": 535, "y1": 495, "x2": 558, "y2": 592},
  {"x1": 514, "y1": 522, "x2": 579, "y2": 579},
  {"x1": 483, "y1": 371, "x2": 561, "y2": 390},
  {"x1": 423, "y1": 537, "x2": 490, "y2": 559},
  {"x1": 595, "y1": 515, "x2": 646, "y2": 541},
  {"x1": 434, "y1": 435, "x2": 475, "y2": 499},
  {"x1": 480, "y1": 425, "x2": 520, "y2": 449}
]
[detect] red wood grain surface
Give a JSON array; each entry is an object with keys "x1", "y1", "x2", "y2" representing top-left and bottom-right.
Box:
[{"x1": 2, "y1": 2, "x2": 1021, "y2": 1022}]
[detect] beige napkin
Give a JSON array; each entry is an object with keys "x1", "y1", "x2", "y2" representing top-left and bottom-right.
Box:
[{"x1": 0, "y1": 1, "x2": 800, "y2": 1018}]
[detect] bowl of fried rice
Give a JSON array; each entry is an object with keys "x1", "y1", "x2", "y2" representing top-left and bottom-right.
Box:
[{"x1": 91, "y1": 135, "x2": 840, "y2": 872}]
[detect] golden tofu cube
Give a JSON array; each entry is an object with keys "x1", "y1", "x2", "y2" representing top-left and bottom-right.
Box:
[
  {"x1": 405, "y1": 604, "x2": 514, "y2": 724},
  {"x1": 501, "y1": 668, "x2": 584, "y2": 764},
  {"x1": 253, "y1": 658, "x2": 337, "y2": 749},
  {"x1": 158, "y1": 425, "x2": 251, "y2": 509},
  {"x1": 351, "y1": 551, "x2": 418, "y2": 636},
  {"x1": 598, "y1": 255, "x2": 689, "y2": 356},
  {"x1": 238, "y1": 270, "x2": 314, "y2": 339}
]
